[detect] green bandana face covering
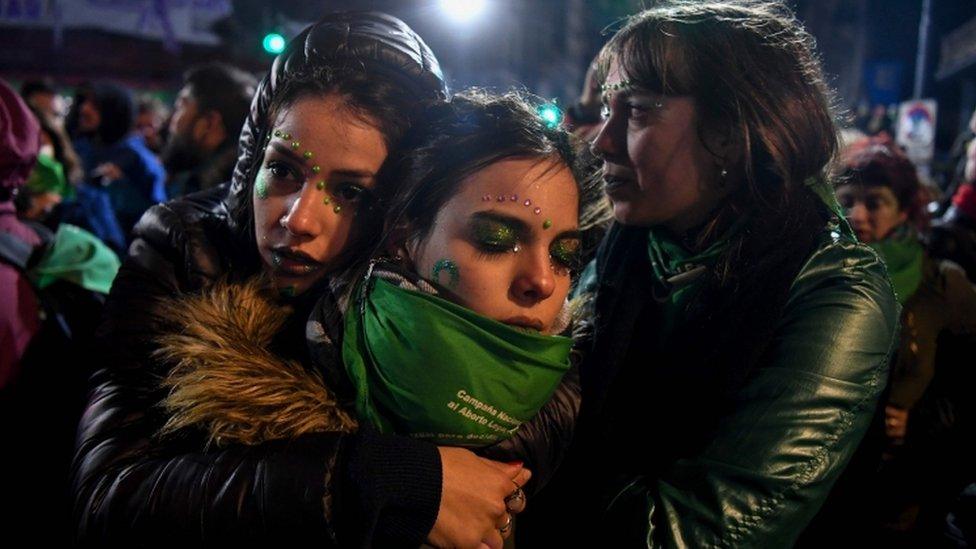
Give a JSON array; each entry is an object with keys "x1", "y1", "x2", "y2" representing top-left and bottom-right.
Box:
[
  {"x1": 869, "y1": 226, "x2": 923, "y2": 304},
  {"x1": 343, "y1": 276, "x2": 572, "y2": 446}
]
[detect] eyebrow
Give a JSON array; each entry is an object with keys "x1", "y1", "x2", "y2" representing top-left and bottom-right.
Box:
[
  {"x1": 471, "y1": 210, "x2": 581, "y2": 242},
  {"x1": 268, "y1": 142, "x2": 376, "y2": 180}
]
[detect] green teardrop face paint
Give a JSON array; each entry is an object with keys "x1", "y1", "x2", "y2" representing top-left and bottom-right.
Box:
[
  {"x1": 255, "y1": 172, "x2": 269, "y2": 200},
  {"x1": 432, "y1": 258, "x2": 460, "y2": 289}
]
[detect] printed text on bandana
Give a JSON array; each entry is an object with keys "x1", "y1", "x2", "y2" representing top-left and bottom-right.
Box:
[{"x1": 446, "y1": 389, "x2": 522, "y2": 438}]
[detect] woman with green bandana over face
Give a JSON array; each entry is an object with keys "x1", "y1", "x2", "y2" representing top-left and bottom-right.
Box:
[
  {"x1": 518, "y1": 2, "x2": 901, "y2": 547},
  {"x1": 834, "y1": 138, "x2": 976, "y2": 542},
  {"x1": 333, "y1": 90, "x2": 606, "y2": 544}
]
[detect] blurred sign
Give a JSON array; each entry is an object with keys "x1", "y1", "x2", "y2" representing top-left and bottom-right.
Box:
[
  {"x1": 896, "y1": 99, "x2": 938, "y2": 166},
  {"x1": 864, "y1": 61, "x2": 904, "y2": 107},
  {"x1": 0, "y1": 0, "x2": 232, "y2": 49}
]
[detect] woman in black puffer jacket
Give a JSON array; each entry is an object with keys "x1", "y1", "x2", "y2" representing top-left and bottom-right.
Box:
[{"x1": 71, "y1": 12, "x2": 544, "y2": 548}]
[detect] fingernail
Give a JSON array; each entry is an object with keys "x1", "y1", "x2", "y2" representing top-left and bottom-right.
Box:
[{"x1": 506, "y1": 460, "x2": 523, "y2": 468}]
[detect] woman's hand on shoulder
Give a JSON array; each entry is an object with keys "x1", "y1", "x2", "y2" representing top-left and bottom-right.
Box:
[{"x1": 428, "y1": 447, "x2": 531, "y2": 549}]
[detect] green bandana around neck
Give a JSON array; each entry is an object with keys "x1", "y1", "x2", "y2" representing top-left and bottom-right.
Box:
[
  {"x1": 342, "y1": 276, "x2": 573, "y2": 446},
  {"x1": 869, "y1": 226, "x2": 923, "y2": 304}
]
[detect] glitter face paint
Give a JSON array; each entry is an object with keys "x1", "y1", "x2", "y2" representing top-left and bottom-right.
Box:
[
  {"x1": 471, "y1": 216, "x2": 519, "y2": 253},
  {"x1": 432, "y1": 258, "x2": 461, "y2": 288},
  {"x1": 255, "y1": 172, "x2": 269, "y2": 200}
]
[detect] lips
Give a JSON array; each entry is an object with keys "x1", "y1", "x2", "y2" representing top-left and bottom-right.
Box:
[
  {"x1": 502, "y1": 316, "x2": 545, "y2": 332},
  {"x1": 602, "y1": 166, "x2": 635, "y2": 194},
  {"x1": 270, "y1": 247, "x2": 323, "y2": 277}
]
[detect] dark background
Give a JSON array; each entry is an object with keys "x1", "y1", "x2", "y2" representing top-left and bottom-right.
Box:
[{"x1": 2, "y1": 0, "x2": 975, "y2": 154}]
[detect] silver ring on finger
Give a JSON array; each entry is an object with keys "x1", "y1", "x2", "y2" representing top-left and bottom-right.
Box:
[
  {"x1": 505, "y1": 486, "x2": 526, "y2": 511},
  {"x1": 499, "y1": 514, "x2": 513, "y2": 534}
]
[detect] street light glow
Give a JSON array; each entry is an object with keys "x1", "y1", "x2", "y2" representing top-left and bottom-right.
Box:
[
  {"x1": 263, "y1": 33, "x2": 286, "y2": 54},
  {"x1": 439, "y1": 0, "x2": 488, "y2": 24}
]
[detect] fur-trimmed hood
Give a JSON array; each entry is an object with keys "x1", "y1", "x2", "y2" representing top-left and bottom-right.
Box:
[{"x1": 154, "y1": 277, "x2": 356, "y2": 447}]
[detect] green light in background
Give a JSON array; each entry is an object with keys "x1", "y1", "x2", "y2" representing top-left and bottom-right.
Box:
[{"x1": 263, "y1": 33, "x2": 286, "y2": 54}]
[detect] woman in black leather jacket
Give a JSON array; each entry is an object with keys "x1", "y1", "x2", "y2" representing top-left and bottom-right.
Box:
[{"x1": 71, "y1": 13, "x2": 532, "y2": 548}]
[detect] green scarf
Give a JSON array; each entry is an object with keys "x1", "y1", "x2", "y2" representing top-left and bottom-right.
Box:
[
  {"x1": 343, "y1": 275, "x2": 572, "y2": 447},
  {"x1": 646, "y1": 216, "x2": 745, "y2": 337},
  {"x1": 869, "y1": 227, "x2": 923, "y2": 304},
  {"x1": 26, "y1": 153, "x2": 75, "y2": 199},
  {"x1": 30, "y1": 224, "x2": 120, "y2": 294}
]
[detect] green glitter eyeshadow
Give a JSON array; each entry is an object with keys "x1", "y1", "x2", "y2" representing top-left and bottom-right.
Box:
[{"x1": 472, "y1": 219, "x2": 518, "y2": 250}]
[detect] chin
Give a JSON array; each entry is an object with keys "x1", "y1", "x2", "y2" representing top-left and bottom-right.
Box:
[{"x1": 611, "y1": 201, "x2": 659, "y2": 228}]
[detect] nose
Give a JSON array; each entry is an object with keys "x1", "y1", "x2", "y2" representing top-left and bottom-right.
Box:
[
  {"x1": 511, "y1": 247, "x2": 556, "y2": 305},
  {"x1": 590, "y1": 113, "x2": 622, "y2": 162},
  {"x1": 847, "y1": 201, "x2": 869, "y2": 229},
  {"x1": 280, "y1": 185, "x2": 325, "y2": 239}
]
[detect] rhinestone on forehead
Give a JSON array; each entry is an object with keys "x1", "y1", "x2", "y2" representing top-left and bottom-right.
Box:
[{"x1": 600, "y1": 80, "x2": 633, "y2": 93}]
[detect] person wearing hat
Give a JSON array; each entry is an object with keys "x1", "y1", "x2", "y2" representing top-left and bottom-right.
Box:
[
  {"x1": 0, "y1": 78, "x2": 43, "y2": 385},
  {"x1": 71, "y1": 12, "x2": 531, "y2": 548}
]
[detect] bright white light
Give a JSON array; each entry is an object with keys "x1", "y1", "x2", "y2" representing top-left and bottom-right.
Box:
[{"x1": 439, "y1": 0, "x2": 488, "y2": 24}]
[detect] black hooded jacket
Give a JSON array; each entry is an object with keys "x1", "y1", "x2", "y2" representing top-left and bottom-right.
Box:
[{"x1": 71, "y1": 13, "x2": 452, "y2": 547}]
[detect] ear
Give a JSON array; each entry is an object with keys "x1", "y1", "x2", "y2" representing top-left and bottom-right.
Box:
[
  {"x1": 202, "y1": 111, "x2": 226, "y2": 145},
  {"x1": 382, "y1": 222, "x2": 417, "y2": 268},
  {"x1": 703, "y1": 121, "x2": 741, "y2": 170}
]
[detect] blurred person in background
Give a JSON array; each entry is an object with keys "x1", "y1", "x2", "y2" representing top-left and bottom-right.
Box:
[
  {"x1": 135, "y1": 96, "x2": 168, "y2": 154},
  {"x1": 929, "y1": 108, "x2": 976, "y2": 282},
  {"x1": 20, "y1": 78, "x2": 65, "y2": 123},
  {"x1": 162, "y1": 62, "x2": 256, "y2": 197},
  {"x1": 0, "y1": 79, "x2": 43, "y2": 386},
  {"x1": 2, "y1": 81, "x2": 119, "y2": 549},
  {"x1": 78, "y1": 82, "x2": 167, "y2": 237},
  {"x1": 836, "y1": 137, "x2": 976, "y2": 545},
  {"x1": 15, "y1": 107, "x2": 84, "y2": 220},
  {"x1": 563, "y1": 58, "x2": 603, "y2": 143}
]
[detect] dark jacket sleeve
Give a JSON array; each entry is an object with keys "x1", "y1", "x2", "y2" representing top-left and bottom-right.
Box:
[
  {"x1": 478, "y1": 362, "x2": 580, "y2": 495},
  {"x1": 615, "y1": 238, "x2": 900, "y2": 548},
  {"x1": 71, "y1": 204, "x2": 442, "y2": 547}
]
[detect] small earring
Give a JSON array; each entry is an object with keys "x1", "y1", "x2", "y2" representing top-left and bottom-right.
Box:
[{"x1": 720, "y1": 168, "x2": 728, "y2": 178}]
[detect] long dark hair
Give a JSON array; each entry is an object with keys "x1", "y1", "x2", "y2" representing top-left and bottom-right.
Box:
[{"x1": 603, "y1": 1, "x2": 840, "y2": 390}]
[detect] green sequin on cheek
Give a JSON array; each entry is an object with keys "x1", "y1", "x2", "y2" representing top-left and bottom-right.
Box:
[
  {"x1": 255, "y1": 174, "x2": 269, "y2": 200},
  {"x1": 432, "y1": 258, "x2": 460, "y2": 288}
]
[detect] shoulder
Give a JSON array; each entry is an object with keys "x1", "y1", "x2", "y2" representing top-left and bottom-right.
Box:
[
  {"x1": 127, "y1": 185, "x2": 234, "y2": 287},
  {"x1": 778, "y1": 227, "x2": 900, "y2": 383}
]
